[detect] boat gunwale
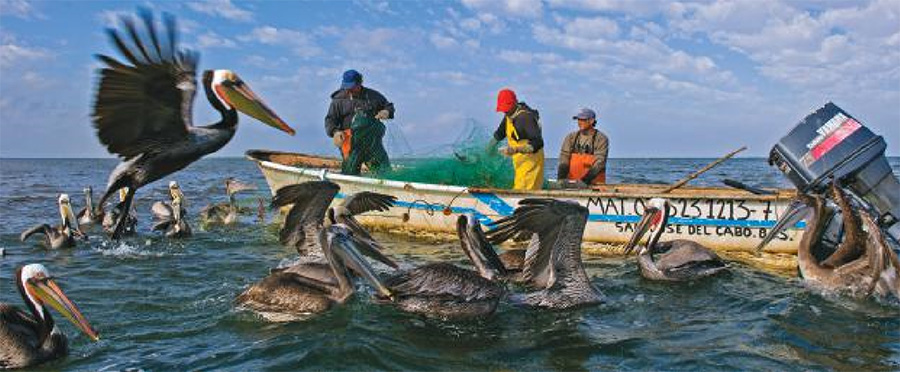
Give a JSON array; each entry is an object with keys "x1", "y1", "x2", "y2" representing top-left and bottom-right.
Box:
[{"x1": 245, "y1": 149, "x2": 796, "y2": 201}]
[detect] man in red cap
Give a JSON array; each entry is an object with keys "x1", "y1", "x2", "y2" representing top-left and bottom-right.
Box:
[{"x1": 488, "y1": 88, "x2": 545, "y2": 190}]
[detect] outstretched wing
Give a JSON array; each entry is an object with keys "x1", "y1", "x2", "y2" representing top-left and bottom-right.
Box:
[
  {"x1": 341, "y1": 192, "x2": 396, "y2": 215},
  {"x1": 487, "y1": 199, "x2": 588, "y2": 289},
  {"x1": 20, "y1": 224, "x2": 51, "y2": 242},
  {"x1": 92, "y1": 8, "x2": 199, "y2": 159},
  {"x1": 271, "y1": 181, "x2": 340, "y2": 252}
]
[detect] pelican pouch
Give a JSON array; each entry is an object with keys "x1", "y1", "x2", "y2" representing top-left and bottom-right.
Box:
[{"x1": 769, "y1": 102, "x2": 900, "y2": 244}]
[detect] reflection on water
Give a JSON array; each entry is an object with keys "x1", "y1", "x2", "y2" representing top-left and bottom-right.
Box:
[{"x1": 0, "y1": 157, "x2": 898, "y2": 371}]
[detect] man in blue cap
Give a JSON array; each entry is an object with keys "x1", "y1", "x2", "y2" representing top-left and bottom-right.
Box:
[
  {"x1": 557, "y1": 107, "x2": 608, "y2": 187},
  {"x1": 325, "y1": 69, "x2": 395, "y2": 174}
]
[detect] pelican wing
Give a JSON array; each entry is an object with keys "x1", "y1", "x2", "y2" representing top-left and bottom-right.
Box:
[
  {"x1": 225, "y1": 178, "x2": 257, "y2": 196},
  {"x1": 19, "y1": 224, "x2": 51, "y2": 242},
  {"x1": 385, "y1": 263, "x2": 502, "y2": 301},
  {"x1": 0, "y1": 304, "x2": 42, "y2": 364},
  {"x1": 272, "y1": 181, "x2": 340, "y2": 251},
  {"x1": 341, "y1": 192, "x2": 396, "y2": 215},
  {"x1": 487, "y1": 199, "x2": 588, "y2": 289},
  {"x1": 92, "y1": 9, "x2": 198, "y2": 159},
  {"x1": 151, "y1": 201, "x2": 174, "y2": 231}
]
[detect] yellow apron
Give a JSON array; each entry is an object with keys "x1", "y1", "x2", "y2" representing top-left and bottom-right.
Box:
[{"x1": 505, "y1": 114, "x2": 544, "y2": 190}]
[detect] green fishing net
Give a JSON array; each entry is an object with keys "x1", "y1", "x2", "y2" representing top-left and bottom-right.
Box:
[
  {"x1": 375, "y1": 119, "x2": 515, "y2": 188},
  {"x1": 342, "y1": 113, "x2": 390, "y2": 175}
]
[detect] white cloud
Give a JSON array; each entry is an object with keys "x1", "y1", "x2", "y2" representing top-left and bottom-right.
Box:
[
  {"x1": 497, "y1": 49, "x2": 562, "y2": 64},
  {"x1": 196, "y1": 31, "x2": 237, "y2": 49},
  {"x1": 0, "y1": 37, "x2": 51, "y2": 67},
  {"x1": 187, "y1": 0, "x2": 253, "y2": 22},
  {"x1": 461, "y1": 0, "x2": 544, "y2": 18},
  {"x1": 430, "y1": 33, "x2": 459, "y2": 49},
  {"x1": 0, "y1": 0, "x2": 42, "y2": 19},
  {"x1": 562, "y1": 16, "x2": 620, "y2": 40},
  {"x1": 337, "y1": 27, "x2": 420, "y2": 57},
  {"x1": 241, "y1": 26, "x2": 321, "y2": 57}
]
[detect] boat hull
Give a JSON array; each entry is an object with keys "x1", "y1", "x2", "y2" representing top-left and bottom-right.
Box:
[{"x1": 247, "y1": 150, "x2": 802, "y2": 253}]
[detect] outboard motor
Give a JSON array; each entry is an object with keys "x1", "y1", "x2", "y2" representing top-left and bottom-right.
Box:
[{"x1": 766, "y1": 102, "x2": 899, "y2": 253}]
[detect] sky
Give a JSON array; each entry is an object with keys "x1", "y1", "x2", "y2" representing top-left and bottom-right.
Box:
[{"x1": 0, "y1": 0, "x2": 898, "y2": 159}]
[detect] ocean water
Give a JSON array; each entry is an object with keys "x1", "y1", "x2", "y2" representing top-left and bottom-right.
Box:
[{"x1": 0, "y1": 157, "x2": 898, "y2": 371}]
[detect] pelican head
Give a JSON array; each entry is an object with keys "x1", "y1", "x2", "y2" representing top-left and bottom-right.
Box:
[
  {"x1": 205, "y1": 69, "x2": 295, "y2": 135},
  {"x1": 118, "y1": 187, "x2": 129, "y2": 202},
  {"x1": 321, "y1": 225, "x2": 394, "y2": 300},
  {"x1": 624, "y1": 198, "x2": 670, "y2": 255},
  {"x1": 755, "y1": 195, "x2": 813, "y2": 253},
  {"x1": 18, "y1": 264, "x2": 100, "y2": 341},
  {"x1": 169, "y1": 180, "x2": 185, "y2": 219},
  {"x1": 457, "y1": 214, "x2": 505, "y2": 281},
  {"x1": 57, "y1": 194, "x2": 79, "y2": 235}
]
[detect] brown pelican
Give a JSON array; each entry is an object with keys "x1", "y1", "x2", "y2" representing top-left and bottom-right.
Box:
[
  {"x1": 102, "y1": 188, "x2": 137, "y2": 237},
  {"x1": 0, "y1": 264, "x2": 100, "y2": 369},
  {"x1": 151, "y1": 181, "x2": 191, "y2": 238},
  {"x1": 457, "y1": 215, "x2": 523, "y2": 282},
  {"x1": 757, "y1": 184, "x2": 900, "y2": 300},
  {"x1": 623, "y1": 198, "x2": 728, "y2": 281},
  {"x1": 91, "y1": 9, "x2": 295, "y2": 239},
  {"x1": 76, "y1": 187, "x2": 103, "y2": 227},
  {"x1": 20, "y1": 194, "x2": 85, "y2": 249},
  {"x1": 271, "y1": 181, "x2": 395, "y2": 255},
  {"x1": 486, "y1": 198, "x2": 604, "y2": 309},
  {"x1": 199, "y1": 178, "x2": 256, "y2": 226},
  {"x1": 235, "y1": 224, "x2": 395, "y2": 321}
]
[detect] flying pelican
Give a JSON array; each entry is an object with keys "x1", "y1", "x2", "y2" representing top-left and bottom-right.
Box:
[
  {"x1": 151, "y1": 181, "x2": 191, "y2": 238},
  {"x1": 20, "y1": 194, "x2": 85, "y2": 249},
  {"x1": 91, "y1": 9, "x2": 295, "y2": 239},
  {"x1": 622, "y1": 198, "x2": 728, "y2": 281},
  {"x1": 271, "y1": 181, "x2": 395, "y2": 255},
  {"x1": 76, "y1": 187, "x2": 103, "y2": 227},
  {"x1": 199, "y1": 178, "x2": 256, "y2": 226},
  {"x1": 757, "y1": 183, "x2": 899, "y2": 300},
  {"x1": 235, "y1": 224, "x2": 395, "y2": 321},
  {"x1": 102, "y1": 188, "x2": 137, "y2": 237},
  {"x1": 0, "y1": 264, "x2": 100, "y2": 369},
  {"x1": 486, "y1": 198, "x2": 604, "y2": 309}
]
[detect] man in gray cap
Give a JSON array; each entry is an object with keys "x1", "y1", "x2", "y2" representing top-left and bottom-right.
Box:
[{"x1": 557, "y1": 107, "x2": 609, "y2": 186}]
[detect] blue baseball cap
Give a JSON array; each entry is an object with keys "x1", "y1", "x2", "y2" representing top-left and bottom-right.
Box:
[
  {"x1": 572, "y1": 107, "x2": 596, "y2": 120},
  {"x1": 341, "y1": 69, "x2": 363, "y2": 89}
]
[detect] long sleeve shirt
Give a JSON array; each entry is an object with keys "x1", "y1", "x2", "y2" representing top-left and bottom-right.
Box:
[
  {"x1": 557, "y1": 128, "x2": 609, "y2": 181},
  {"x1": 492, "y1": 102, "x2": 544, "y2": 152},
  {"x1": 324, "y1": 87, "x2": 394, "y2": 137}
]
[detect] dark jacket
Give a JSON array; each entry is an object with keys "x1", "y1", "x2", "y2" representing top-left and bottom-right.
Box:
[
  {"x1": 492, "y1": 102, "x2": 544, "y2": 153},
  {"x1": 324, "y1": 87, "x2": 394, "y2": 137}
]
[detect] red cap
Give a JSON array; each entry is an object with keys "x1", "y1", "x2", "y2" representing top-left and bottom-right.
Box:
[{"x1": 496, "y1": 89, "x2": 517, "y2": 112}]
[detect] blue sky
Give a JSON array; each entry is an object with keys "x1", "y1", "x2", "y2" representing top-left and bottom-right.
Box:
[{"x1": 1, "y1": 0, "x2": 897, "y2": 158}]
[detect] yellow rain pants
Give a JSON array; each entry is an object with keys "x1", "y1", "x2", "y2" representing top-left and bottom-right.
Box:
[{"x1": 506, "y1": 116, "x2": 544, "y2": 190}]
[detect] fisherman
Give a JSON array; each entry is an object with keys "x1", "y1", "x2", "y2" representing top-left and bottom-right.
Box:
[
  {"x1": 557, "y1": 107, "x2": 608, "y2": 187},
  {"x1": 325, "y1": 69, "x2": 395, "y2": 175},
  {"x1": 488, "y1": 88, "x2": 545, "y2": 190}
]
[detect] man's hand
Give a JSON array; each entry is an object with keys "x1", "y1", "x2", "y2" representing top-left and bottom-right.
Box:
[
  {"x1": 332, "y1": 131, "x2": 345, "y2": 148},
  {"x1": 565, "y1": 179, "x2": 589, "y2": 189},
  {"x1": 375, "y1": 109, "x2": 391, "y2": 120},
  {"x1": 498, "y1": 145, "x2": 514, "y2": 156}
]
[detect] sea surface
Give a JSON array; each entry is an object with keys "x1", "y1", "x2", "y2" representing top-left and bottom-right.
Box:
[{"x1": 0, "y1": 157, "x2": 898, "y2": 371}]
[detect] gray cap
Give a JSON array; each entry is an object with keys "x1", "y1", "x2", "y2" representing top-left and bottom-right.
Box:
[{"x1": 572, "y1": 107, "x2": 596, "y2": 120}]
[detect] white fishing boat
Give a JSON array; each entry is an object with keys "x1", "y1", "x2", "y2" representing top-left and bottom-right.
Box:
[{"x1": 247, "y1": 150, "x2": 802, "y2": 254}]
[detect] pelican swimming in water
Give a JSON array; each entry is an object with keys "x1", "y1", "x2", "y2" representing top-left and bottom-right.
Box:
[
  {"x1": 0, "y1": 264, "x2": 100, "y2": 369},
  {"x1": 757, "y1": 183, "x2": 900, "y2": 300},
  {"x1": 272, "y1": 181, "x2": 395, "y2": 255},
  {"x1": 235, "y1": 224, "x2": 396, "y2": 321},
  {"x1": 199, "y1": 178, "x2": 256, "y2": 226},
  {"x1": 151, "y1": 181, "x2": 191, "y2": 238},
  {"x1": 486, "y1": 198, "x2": 604, "y2": 309},
  {"x1": 91, "y1": 9, "x2": 295, "y2": 239},
  {"x1": 76, "y1": 187, "x2": 103, "y2": 227},
  {"x1": 623, "y1": 198, "x2": 728, "y2": 281},
  {"x1": 102, "y1": 188, "x2": 137, "y2": 237},
  {"x1": 21, "y1": 194, "x2": 85, "y2": 249}
]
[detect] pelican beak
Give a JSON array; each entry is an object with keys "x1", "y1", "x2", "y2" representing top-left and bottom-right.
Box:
[
  {"x1": 755, "y1": 198, "x2": 809, "y2": 253},
  {"x1": 221, "y1": 78, "x2": 296, "y2": 136},
  {"x1": 333, "y1": 236, "x2": 394, "y2": 300},
  {"x1": 624, "y1": 207, "x2": 659, "y2": 255},
  {"x1": 28, "y1": 277, "x2": 100, "y2": 341},
  {"x1": 457, "y1": 215, "x2": 504, "y2": 280},
  {"x1": 59, "y1": 196, "x2": 84, "y2": 238}
]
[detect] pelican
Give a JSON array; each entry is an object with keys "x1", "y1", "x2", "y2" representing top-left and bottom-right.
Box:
[
  {"x1": 458, "y1": 215, "x2": 523, "y2": 282},
  {"x1": 199, "y1": 178, "x2": 256, "y2": 226},
  {"x1": 623, "y1": 198, "x2": 728, "y2": 281},
  {"x1": 102, "y1": 188, "x2": 137, "y2": 237},
  {"x1": 757, "y1": 183, "x2": 899, "y2": 300},
  {"x1": 271, "y1": 181, "x2": 395, "y2": 255},
  {"x1": 151, "y1": 181, "x2": 191, "y2": 238},
  {"x1": 235, "y1": 224, "x2": 395, "y2": 321},
  {"x1": 76, "y1": 187, "x2": 103, "y2": 227},
  {"x1": 20, "y1": 194, "x2": 85, "y2": 249},
  {"x1": 486, "y1": 198, "x2": 604, "y2": 309},
  {"x1": 91, "y1": 9, "x2": 295, "y2": 239},
  {"x1": 0, "y1": 264, "x2": 100, "y2": 369}
]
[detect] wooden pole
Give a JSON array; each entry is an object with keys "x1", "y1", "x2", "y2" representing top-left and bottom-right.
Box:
[{"x1": 661, "y1": 146, "x2": 747, "y2": 193}]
